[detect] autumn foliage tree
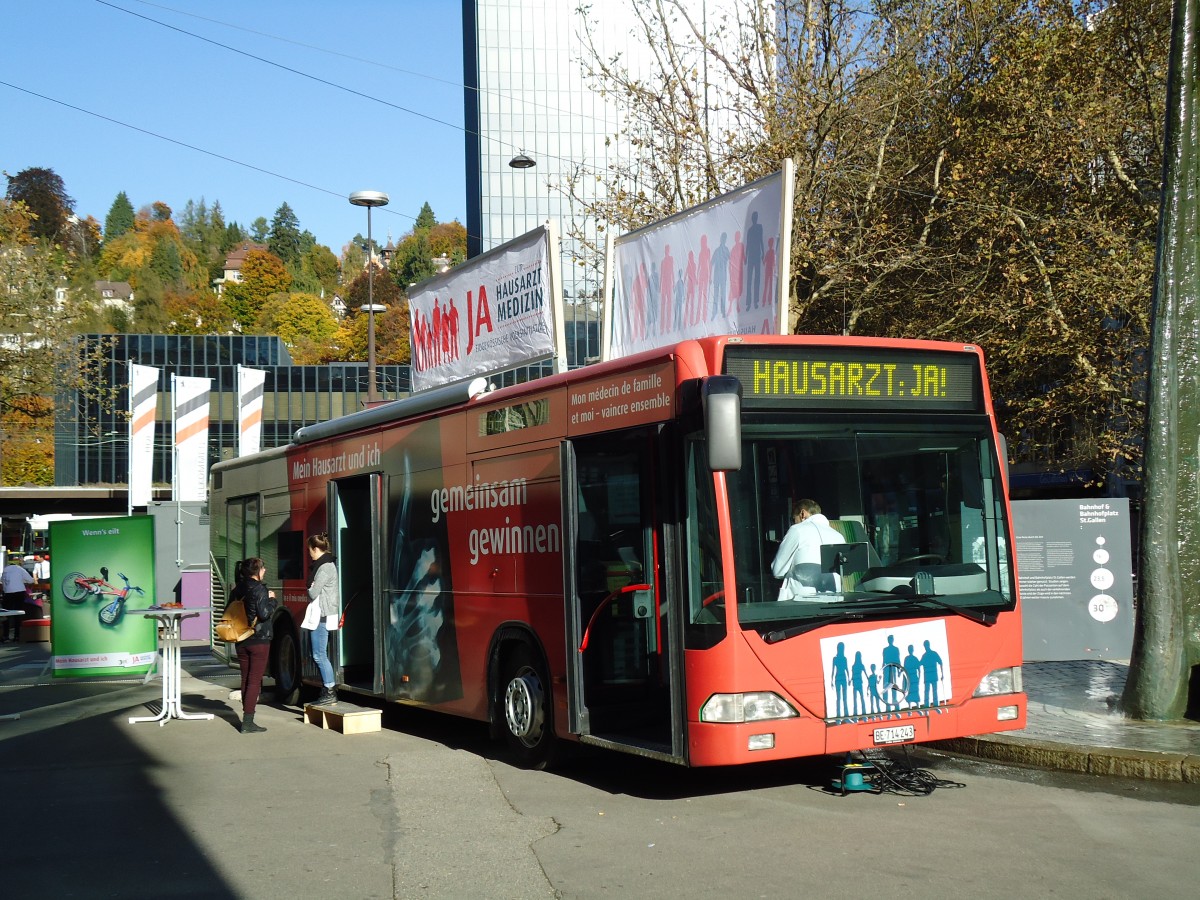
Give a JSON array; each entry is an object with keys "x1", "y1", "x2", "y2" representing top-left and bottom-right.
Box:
[
  {"x1": 257, "y1": 291, "x2": 340, "y2": 364},
  {"x1": 4, "y1": 167, "x2": 73, "y2": 242},
  {"x1": 222, "y1": 249, "x2": 292, "y2": 328},
  {"x1": 163, "y1": 287, "x2": 236, "y2": 334},
  {"x1": 575, "y1": 0, "x2": 1168, "y2": 481},
  {"x1": 387, "y1": 205, "x2": 467, "y2": 289},
  {"x1": 335, "y1": 265, "x2": 408, "y2": 363},
  {"x1": 0, "y1": 232, "x2": 107, "y2": 485}
]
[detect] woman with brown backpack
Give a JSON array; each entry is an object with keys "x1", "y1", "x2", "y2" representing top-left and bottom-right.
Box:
[{"x1": 232, "y1": 557, "x2": 276, "y2": 733}]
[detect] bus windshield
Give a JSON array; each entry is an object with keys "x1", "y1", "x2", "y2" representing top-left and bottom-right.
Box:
[{"x1": 724, "y1": 420, "x2": 1014, "y2": 632}]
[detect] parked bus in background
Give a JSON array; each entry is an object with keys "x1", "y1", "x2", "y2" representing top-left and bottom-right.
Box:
[{"x1": 209, "y1": 335, "x2": 1025, "y2": 768}]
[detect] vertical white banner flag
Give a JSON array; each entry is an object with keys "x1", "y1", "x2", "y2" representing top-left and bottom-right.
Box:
[
  {"x1": 173, "y1": 375, "x2": 212, "y2": 502},
  {"x1": 237, "y1": 366, "x2": 267, "y2": 457},
  {"x1": 127, "y1": 364, "x2": 159, "y2": 509}
]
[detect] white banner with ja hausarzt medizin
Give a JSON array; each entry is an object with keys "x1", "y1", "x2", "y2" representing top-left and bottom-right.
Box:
[
  {"x1": 603, "y1": 162, "x2": 794, "y2": 361},
  {"x1": 237, "y1": 365, "x2": 266, "y2": 457},
  {"x1": 173, "y1": 375, "x2": 211, "y2": 502},
  {"x1": 127, "y1": 363, "x2": 159, "y2": 509},
  {"x1": 407, "y1": 224, "x2": 566, "y2": 392}
]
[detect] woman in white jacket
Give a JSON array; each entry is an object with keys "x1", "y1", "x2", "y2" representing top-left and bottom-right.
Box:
[{"x1": 305, "y1": 533, "x2": 341, "y2": 704}]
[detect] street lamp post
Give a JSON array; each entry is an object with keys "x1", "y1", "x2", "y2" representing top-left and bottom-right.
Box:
[{"x1": 349, "y1": 190, "x2": 390, "y2": 404}]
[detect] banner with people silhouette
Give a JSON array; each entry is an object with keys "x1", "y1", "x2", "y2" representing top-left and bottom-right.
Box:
[
  {"x1": 820, "y1": 621, "x2": 955, "y2": 723},
  {"x1": 408, "y1": 224, "x2": 567, "y2": 392},
  {"x1": 603, "y1": 162, "x2": 793, "y2": 361}
]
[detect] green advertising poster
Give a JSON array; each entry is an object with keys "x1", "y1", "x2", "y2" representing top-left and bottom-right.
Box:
[{"x1": 49, "y1": 516, "x2": 157, "y2": 678}]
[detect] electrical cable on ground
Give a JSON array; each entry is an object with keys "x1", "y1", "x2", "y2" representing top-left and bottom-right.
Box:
[{"x1": 854, "y1": 747, "x2": 967, "y2": 796}]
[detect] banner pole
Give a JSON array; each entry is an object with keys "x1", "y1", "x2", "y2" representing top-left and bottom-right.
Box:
[
  {"x1": 600, "y1": 231, "x2": 616, "y2": 363},
  {"x1": 127, "y1": 363, "x2": 134, "y2": 518},
  {"x1": 778, "y1": 157, "x2": 795, "y2": 336}
]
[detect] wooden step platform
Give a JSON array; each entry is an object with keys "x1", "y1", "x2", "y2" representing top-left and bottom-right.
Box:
[{"x1": 304, "y1": 700, "x2": 381, "y2": 735}]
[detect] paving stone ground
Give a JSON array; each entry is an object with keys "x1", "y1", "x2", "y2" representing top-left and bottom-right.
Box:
[{"x1": 932, "y1": 659, "x2": 1200, "y2": 782}]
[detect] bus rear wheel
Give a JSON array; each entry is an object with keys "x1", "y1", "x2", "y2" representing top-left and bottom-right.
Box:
[
  {"x1": 272, "y1": 628, "x2": 301, "y2": 706},
  {"x1": 500, "y1": 644, "x2": 556, "y2": 770}
]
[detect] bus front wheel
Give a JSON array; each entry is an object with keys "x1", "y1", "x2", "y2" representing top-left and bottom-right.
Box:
[
  {"x1": 272, "y1": 628, "x2": 301, "y2": 706},
  {"x1": 500, "y1": 644, "x2": 556, "y2": 770}
]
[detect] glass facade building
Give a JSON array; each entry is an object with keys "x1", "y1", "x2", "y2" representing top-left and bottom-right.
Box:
[
  {"x1": 55, "y1": 334, "x2": 410, "y2": 488},
  {"x1": 463, "y1": 1, "x2": 645, "y2": 368},
  {"x1": 464, "y1": 3, "x2": 763, "y2": 376}
]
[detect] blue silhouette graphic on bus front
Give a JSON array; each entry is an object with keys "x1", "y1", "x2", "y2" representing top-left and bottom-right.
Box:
[
  {"x1": 822, "y1": 624, "x2": 953, "y2": 722},
  {"x1": 830, "y1": 642, "x2": 850, "y2": 718},
  {"x1": 882, "y1": 635, "x2": 901, "y2": 711},
  {"x1": 902, "y1": 644, "x2": 922, "y2": 709},
  {"x1": 921, "y1": 640, "x2": 945, "y2": 706},
  {"x1": 851, "y1": 651, "x2": 867, "y2": 717}
]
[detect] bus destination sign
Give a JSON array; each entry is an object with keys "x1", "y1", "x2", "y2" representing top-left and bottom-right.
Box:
[{"x1": 724, "y1": 346, "x2": 982, "y2": 412}]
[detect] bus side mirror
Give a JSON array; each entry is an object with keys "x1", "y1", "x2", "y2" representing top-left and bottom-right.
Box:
[{"x1": 703, "y1": 376, "x2": 742, "y2": 472}]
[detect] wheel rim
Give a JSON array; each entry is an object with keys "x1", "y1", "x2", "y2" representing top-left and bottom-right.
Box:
[
  {"x1": 63, "y1": 574, "x2": 88, "y2": 603},
  {"x1": 99, "y1": 600, "x2": 122, "y2": 626},
  {"x1": 504, "y1": 667, "x2": 545, "y2": 748}
]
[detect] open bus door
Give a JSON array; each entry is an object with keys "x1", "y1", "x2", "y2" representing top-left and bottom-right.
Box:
[
  {"x1": 327, "y1": 474, "x2": 385, "y2": 695},
  {"x1": 562, "y1": 428, "x2": 686, "y2": 763}
]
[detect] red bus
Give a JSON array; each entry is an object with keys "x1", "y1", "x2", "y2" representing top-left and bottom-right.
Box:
[{"x1": 210, "y1": 335, "x2": 1025, "y2": 767}]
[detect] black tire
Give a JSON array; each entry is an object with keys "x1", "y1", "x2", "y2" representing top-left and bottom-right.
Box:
[
  {"x1": 272, "y1": 626, "x2": 301, "y2": 706},
  {"x1": 62, "y1": 572, "x2": 89, "y2": 603},
  {"x1": 499, "y1": 643, "x2": 556, "y2": 770},
  {"x1": 98, "y1": 598, "x2": 124, "y2": 627}
]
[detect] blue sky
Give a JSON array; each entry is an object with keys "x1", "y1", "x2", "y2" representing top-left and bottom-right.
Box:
[{"x1": 1, "y1": 0, "x2": 467, "y2": 254}]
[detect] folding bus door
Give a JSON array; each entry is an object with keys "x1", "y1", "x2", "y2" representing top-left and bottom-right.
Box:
[
  {"x1": 562, "y1": 427, "x2": 685, "y2": 762},
  {"x1": 326, "y1": 473, "x2": 385, "y2": 695}
]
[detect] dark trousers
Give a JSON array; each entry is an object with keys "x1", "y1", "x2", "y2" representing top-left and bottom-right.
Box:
[
  {"x1": 1, "y1": 592, "x2": 24, "y2": 641},
  {"x1": 237, "y1": 641, "x2": 271, "y2": 716}
]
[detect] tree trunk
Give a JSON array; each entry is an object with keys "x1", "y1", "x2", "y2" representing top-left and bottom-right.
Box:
[{"x1": 1122, "y1": 0, "x2": 1200, "y2": 720}]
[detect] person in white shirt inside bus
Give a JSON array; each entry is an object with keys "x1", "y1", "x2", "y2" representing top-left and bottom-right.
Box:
[{"x1": 771, "y1": 498, "x2": 845, "y2": 600}]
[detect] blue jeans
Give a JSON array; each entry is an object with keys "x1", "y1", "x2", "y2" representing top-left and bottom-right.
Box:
[{"x1": 312, "y1": 621, "x2": 335, "y2": 687}]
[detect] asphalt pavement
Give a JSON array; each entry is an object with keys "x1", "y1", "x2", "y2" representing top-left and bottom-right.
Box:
[
  {"x1": 3, "y1": 638, "x2": 1197, "y2": 898},
  {"x1": 1, "y1": 642, "x2": 1197, "y2": 792},
  {"x1": 1, "y1": 636, "x2": 1198, "y2": 898},
  {"x1": 0, "y1": 638, "x2": 558, "y2": 899}
]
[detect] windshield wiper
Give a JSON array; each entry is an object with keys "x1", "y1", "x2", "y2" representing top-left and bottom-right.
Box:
[
  {"x1": 901, "y1": 593, "x2": 997, "y2": 626},
  {"x1": 763, "y1": 612, "x2": 868, "y2": 643},
  {"x1": 761, "y1": 594, "x2": 996, "y2": 644}
]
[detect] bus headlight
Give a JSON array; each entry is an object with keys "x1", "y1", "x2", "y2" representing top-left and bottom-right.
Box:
[
  {"x1": 700, "y1": 692, "x2": 798, "y2": 723},
  {"x1": 973, "y1": 666, "x2": 1022, "y2": 697}
]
